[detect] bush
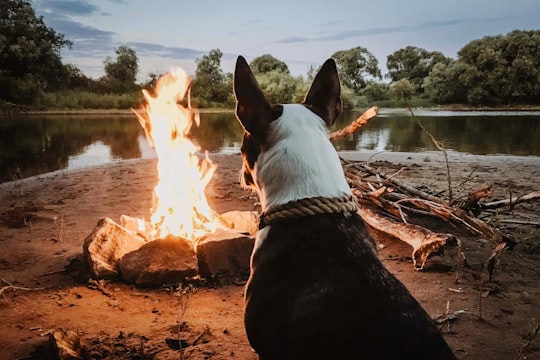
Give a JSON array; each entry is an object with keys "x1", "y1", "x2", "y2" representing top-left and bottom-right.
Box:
[
  {"x1": 40, "y1": 90, "x2": 143, "y2": 110},
  {"x1": 0, "y1": 73, "x2": 42, "y2": 105}
]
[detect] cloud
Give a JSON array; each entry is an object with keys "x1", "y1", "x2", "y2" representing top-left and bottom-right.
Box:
[
  {"x1": 276, "y1": 36, "x2": 311, "y2": 44},
  {"x1": 33, "y1": 0, "x2": 104, "y2": 16},
  {"x1": 32, "y1": 1, "x2": 117, "y2": 58},
  {"x1": 127, "y1": 42, "x2": 207, "y2": 59},
  {"x1": 46, "y1": 18, "x2": 117, "y2": 58},
  {"x1": 275, "y1": 16, "x2": 502, "y2": 44}
]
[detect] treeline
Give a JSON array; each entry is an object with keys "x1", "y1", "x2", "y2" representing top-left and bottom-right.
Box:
[{"x1": 1, "y1": 0, "x2": 539, "y2": 111}]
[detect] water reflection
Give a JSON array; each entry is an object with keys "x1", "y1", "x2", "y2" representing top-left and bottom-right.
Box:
[
  {"x1": 0, "y1": 115, "x2": 147, "y2": 182},
  {"x1": 1, "y1": 110, "x2": 539, "y2": 183},
  {"x1": 331, "y1": 111, "x2": 540, "y2": 156}
]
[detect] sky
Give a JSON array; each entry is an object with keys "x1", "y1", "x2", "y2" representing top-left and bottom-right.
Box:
[{"x1": 32, "y1": 0, "x2": 540, "y2": 82}]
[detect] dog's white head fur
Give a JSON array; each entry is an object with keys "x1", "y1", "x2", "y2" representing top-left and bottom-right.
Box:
[{"x1": 233, "y1": 56, "x2": 351, "y2": 210}]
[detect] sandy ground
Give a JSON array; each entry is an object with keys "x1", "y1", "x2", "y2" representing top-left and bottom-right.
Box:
[{"x1": 0, "y1": 151, "x2": 539, "y2": 359}]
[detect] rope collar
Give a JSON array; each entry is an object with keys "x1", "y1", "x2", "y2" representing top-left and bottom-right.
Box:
[{"x1": 258, "y1": 196, "x2": 358, "y2": 229}]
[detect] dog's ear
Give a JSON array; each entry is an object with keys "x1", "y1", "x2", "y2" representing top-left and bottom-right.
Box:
[
  {"x1": 234, "y1": 56, "x2": 272, "y2": 138},
  {"x1": 303, "y1": 58, "x2": 342, "y2": 127}
]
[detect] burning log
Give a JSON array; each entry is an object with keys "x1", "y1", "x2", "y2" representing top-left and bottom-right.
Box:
[
  {"x1": 82, "y1": 211, "x2": 257, "y2": 286},
  {"x1": 219, "y1": 210, "x2": 258, "y2": 235},
  {"x1": 119, "y1": 214, "x2": 153, "y2": 241}
]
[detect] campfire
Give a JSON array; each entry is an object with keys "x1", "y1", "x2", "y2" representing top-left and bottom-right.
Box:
[
  {"x1": 83, "y1": 68, "x2": 257, "y2": 287},
  {"x1": 134, "y1": 68, "x2": 221, "y2": 241}
]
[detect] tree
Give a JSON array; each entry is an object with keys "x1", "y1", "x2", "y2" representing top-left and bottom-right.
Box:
[
  {"x1": 191, "y1": 49, "x2": 232, "y2": 107},
  {"x1": 457, "y1": 30, "x2": 540, "y2": 105},
  {"x1": 422, "y1": 61, "x2": 471, "y2": 104},
  {"x1": 331, "y1": 47, "x2": 382, "y2": 93},
  {"x1": 63, "y1": 64, "x2": 91, "y2": 89},
  {"x1": 387, "y1": 46, "x2": 451, "y2": 94},
  {"x1": 250, "y1": 54, "x2": 289, "y2": 74},
  {"x1": 255, "y1": 71, "x2": 302, "y2": 104},
  {"x1": 389, "y1": 78, "x2": 415, "y2": 104},
  {"x1": 362, "y1": 82, "x2": 391, "y2": 101},
  {"x1": 102, "y1": 45, "x2": 139, "y2": 92},
  {"x1": 0, "y1": 0, "x2": 72, "y2": 104}
]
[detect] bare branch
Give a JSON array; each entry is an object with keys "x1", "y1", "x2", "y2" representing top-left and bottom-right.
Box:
[{"x1": 329, "y1": 106, "x2": 378, "y2": 141}]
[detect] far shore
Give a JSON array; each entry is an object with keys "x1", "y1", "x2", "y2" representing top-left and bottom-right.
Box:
[
  {"x1": 4, "y1": 104, "x2": 540, "y2": 116},
  {"x1": 7, "y1": 108, "x2": 235, "y2": 116}
]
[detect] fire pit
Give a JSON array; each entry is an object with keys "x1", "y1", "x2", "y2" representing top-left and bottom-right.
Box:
[{"x1": 82, "y1": 68, "x2": 257, "y2": 287}]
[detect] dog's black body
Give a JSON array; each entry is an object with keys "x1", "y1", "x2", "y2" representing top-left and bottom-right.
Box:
[{"x1": 234, "y1": 55, "x2": 456, "y2": 360}]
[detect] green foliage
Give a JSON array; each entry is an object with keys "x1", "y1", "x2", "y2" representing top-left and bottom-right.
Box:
[
  {"x1": 255, "y1": 70, "x2": 302, "y2": 104},
  {"x1": 362, "y1": 82, "x2": 391, "y2": 101},
  {"x1": 140, "y1": 72, "x2": 162, "y2": 90},
  {"x1": 0, "y1": 70, "x2": 41, "y2": 105},
  {"x1": 2, "y1": 2, "x2": 539, "y2": 110},
  {"x1": 191, "y1": 49, "x2": 233, "y2": 107},
  {"x1": 387, "y1": 46, "x2": 451, "y2": 94},
  {"x1": 423, "y1": 61, "x2": 472, "y2": 104},
  {"x1": 456, "y1": 30, "x2": 540, "y2": 105},
  {"x1": 40, "y1": 90, "x2": 142, "y2": 110},
  {"x1": 0, "y1": 0, "x2": 72, "y2": 103},
  {"x1": 332, "y1": 47, "x2": 382, "y2": 93},
  {"x1": 389, "y1": 79, "x2": 415, "y2": 105},
  {"x1": 102, "y1": 45, "x2": 140, "y2": 93},
  {"x1": 250, "y1": 54, "x2": 290, "y2": 74},
  {"x1": 420, "y1": 30, "x2": 540, "y2": 106},
  {"x1": 62, "y1": 64, "x2": 92, "y2": 89}
]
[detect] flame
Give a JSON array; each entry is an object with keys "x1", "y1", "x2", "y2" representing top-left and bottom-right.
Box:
[{"x1": 135, "y1": 67, "x2": 221, "y2": 241}]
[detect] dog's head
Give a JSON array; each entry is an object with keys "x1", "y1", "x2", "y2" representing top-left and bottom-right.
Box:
[{"x1": 233, "y1": 56, "x2": 349, "y2": 209}]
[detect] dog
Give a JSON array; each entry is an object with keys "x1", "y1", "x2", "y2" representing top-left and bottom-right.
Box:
[{"x1": 233, "y1": 55, "x2": 456, "y2": 360}]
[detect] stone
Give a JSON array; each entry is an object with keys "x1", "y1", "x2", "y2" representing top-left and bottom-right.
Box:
[
  {"x1": 83, "y1": 217, "x2": 147, "y2": 279},
  {"x1": 118, "y1": 235, "x2": 198, "y2": 287},
  {"x1": 196, "y1": 229, "x2": 255, "y2": 277},
  {"x1": 219, "y1": 210, "x2": 258, "y2": 235}
]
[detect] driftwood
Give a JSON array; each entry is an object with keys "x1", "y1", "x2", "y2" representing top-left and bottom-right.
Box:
[
  {"x1": 329, "y1": 106, "x2": 378, "y2": 141},
  {"x1": 344, "y1": 160, "x2": 448, "y2": 206},
  {"x1": 479, "y1": 191, "x2": 540, "y2": 210},
  {"x1": 358, "y1": 205, "x2": 458, "y2": 270},
  {"x1": 462, "y1": 184, "x2": 493, "y2": 209},
  {"x1": 330, "y1": 107, "x2": 536, "y2": 270}
]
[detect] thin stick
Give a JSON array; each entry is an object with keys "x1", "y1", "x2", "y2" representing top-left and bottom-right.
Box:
[
  {"x1": 498, "y1": 219, "x2": 540, "y2": 226},
  {"x1": 452, "y1": 167, "x2": 480, "y2": 200},
  {"x1": 358, "y1": 162, "x2": 448, "y2": 205},
  {"x1": 407, "y1": 108, "x2": 454, "y2": 204},
  {"x1": 329, "y1": 106, "x2": 379, "y2": 141},
  {"x1": 481, "y1": 191, "x2": 540, "y2": 209},
  {"x1": 1, "y1": 278, "x2": 45, "y2": 297}
]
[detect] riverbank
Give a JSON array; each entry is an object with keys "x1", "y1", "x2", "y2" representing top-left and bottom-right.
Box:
[
  {"x1": 1, "y1": 152, "x2": 539, "y2": 359},
  {"x1": 2, "y1": 108, "x2": 236, "y2": 116},
  {"x1": 3, "y1": 104, "x2": 540, "y2": 117}
]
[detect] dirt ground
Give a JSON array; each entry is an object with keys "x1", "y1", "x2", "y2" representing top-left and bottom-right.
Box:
[{"x1": 0, "y1": 152, "x2": 539, "y2": 359}]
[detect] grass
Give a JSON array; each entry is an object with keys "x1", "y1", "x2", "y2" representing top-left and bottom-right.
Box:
[{"x1": 40, "y1": 90, "x2": 143, "y2": 110}]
